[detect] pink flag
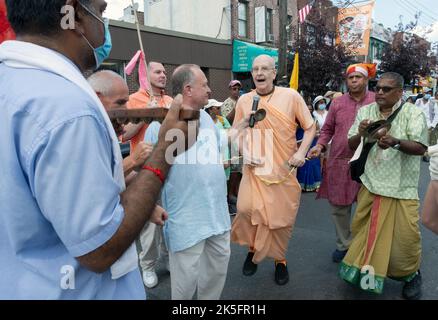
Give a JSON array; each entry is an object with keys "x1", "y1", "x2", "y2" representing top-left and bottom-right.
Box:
[
  {"x1": 125, "y1": 50, "x2": 150, "y2": 91},
  {"x1": 298, "y1": 0, "x2": 315, "y2": 24}
]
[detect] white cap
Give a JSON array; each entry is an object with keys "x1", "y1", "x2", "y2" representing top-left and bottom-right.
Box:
[
  {"x1": 204, "y1": 99, "x2": 223, "y2": 110},
  {"x1": 312, "y1": 95, "x2": 330, "y2": 109}
]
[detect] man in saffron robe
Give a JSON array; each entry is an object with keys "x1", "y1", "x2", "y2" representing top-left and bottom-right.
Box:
[{"x1": 231, "y1": 54, "x2": 316, "y2": 285}]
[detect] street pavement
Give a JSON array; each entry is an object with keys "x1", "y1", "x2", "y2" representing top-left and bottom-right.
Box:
[{"x1": 143, "y1": 162, "x2": 438, "y2": 300}]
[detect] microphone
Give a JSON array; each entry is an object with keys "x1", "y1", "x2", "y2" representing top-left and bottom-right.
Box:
[{"x1": 249, "y1": 95, "x2": 260, "y2": 128}]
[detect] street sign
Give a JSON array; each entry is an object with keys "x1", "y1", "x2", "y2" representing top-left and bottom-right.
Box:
[{"x1": 232, "y1": 39, "x2": 278, "y2": 73}]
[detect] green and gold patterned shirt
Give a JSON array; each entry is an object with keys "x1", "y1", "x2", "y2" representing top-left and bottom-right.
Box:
[{"x1": 348, "y1": 101, "x2": 428, "y2": 200}]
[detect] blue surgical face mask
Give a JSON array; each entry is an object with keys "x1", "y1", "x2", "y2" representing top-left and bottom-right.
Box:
[
  {"x1": 79, "y1": 2, "x2": 112, "y2": 69},
  {"x1": 318, "y1": 103, "x2": 327, "y2": 111},
  {"x1": 424, "y1": 94, "x2": 431, "y2": 100}
]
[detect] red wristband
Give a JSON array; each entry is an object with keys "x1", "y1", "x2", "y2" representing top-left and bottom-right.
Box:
[{"x1": 142, "y1": 165, "x2": 165, "y2": 184}]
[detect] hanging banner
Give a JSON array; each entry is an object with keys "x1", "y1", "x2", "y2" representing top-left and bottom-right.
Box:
[
  {"x1": 0, "y1": 0, "x2": 15, "y2": 44},
  {"x1": 232, "y1": 39, "x2": 278, "y2": 72},
  {"x1": 337, "y1": 1, "x2": 375, "y2": 56}
]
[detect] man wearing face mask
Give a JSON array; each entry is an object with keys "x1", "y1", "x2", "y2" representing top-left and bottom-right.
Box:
[
  {"x1": 0, "y1": 0, "x2": 191, "y2": 299},
  {"x1": 415, "y1": 88, "x2": 438, "y2": 161}
]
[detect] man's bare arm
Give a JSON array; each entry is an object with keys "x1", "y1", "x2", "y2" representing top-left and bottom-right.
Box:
[
  {"x1": 77, "y1": 95, "x2": 188, "y2": 273},
  {"x1": 348, "y1": 134, "x2": 362, "y2": 151},
  {"x1": 122, "y1": 142, "x2": 153, "y2": 177},
  {"x1": 289, "y1": 122, "x2": 316, "y2": 167},
  {"x1": 122, "y1": 122, "x2": 144, "y2": 141},
  {"x1": 298, "y1": 122, "x2": 316, "y2": 156},
  {"x1": 378, "y1": 136, "x2": 427, "y2": 155},
  {"x1": 348, "y1": 119, "x2": 371, "y2": 151}
]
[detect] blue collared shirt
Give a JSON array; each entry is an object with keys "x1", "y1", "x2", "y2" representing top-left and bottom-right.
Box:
[
  {"x1": 144, "y1": 111, "x2": 230, "y2": 253},
  {"x1": 0, "y1": 60, "x2": 144, "y2": 299}
]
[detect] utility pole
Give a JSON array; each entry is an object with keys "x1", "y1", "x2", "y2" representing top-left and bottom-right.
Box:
[{"x1": 278, "y1": 0, "x2": 288, "y2": 80}]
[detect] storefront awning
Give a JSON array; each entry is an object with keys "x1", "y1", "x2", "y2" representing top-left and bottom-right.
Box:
[{"x1": 232, "y1": 40, "x2": 278, "y2": 73}]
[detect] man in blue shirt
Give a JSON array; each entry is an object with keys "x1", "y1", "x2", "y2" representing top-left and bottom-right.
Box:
[
  {"x1": 145, "y1": 65, "x2": 250, "y2": 300},
  {"x1": 0, "y1": 0, "x2": 190, "y2": 299},
  {"x1": 146, "y1": 65, "x2": 230, "y2": 300}
]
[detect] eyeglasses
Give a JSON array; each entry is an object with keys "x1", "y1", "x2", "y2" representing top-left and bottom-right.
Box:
[
  {"x1": 375, "y1": 86, "x2": 399, "y2": 93},
  {"x1": 79, "y1": 1, "x2": 106, "y2": 24}
]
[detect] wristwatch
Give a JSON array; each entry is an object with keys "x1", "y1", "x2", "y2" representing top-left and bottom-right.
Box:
[{"x1": 392, "y1": 139, "x2": 401, "y2": 150}]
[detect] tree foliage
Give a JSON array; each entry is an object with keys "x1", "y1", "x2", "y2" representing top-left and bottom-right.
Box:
[
  {"x1": 380, "y1": 14, "x2": 432, "y2": 85},
  {"x1": 380, "y1": 36, "x2": 431, "y2": 85},
  {"x1": 289, "y1": 16, "x2": 352, "y2": 101}
]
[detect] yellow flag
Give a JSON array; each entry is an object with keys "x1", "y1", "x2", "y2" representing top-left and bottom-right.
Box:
[{"x1": 290, "y1": 52, "x2": 299, "y2": 90}]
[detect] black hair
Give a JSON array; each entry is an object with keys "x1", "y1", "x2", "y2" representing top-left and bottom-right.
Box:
[
  {"x1": 380, "y1": 72, "x2": 404, "y2": 89},
  {"x1": 6, "y1": 0, "x2": 91, "y2": 36},
  {"x1": 204, "y1": 107, "x2": 214, "y2": 116}
]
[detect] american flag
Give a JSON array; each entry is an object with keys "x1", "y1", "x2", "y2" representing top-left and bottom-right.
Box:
[{"x1": 299, "y1": 0, "x2": 315, "y2": 24}]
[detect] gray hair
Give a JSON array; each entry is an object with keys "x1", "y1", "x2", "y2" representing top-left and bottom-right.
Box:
[
  {"x1": 87, "y1": 70, "x2": 125, "y2": 96},
  {"x1": 380, "y1": 72, "x2": 404, "y2": 88},
  {"x1": 171, "y1": 64, "x2": 199, "y2": 96}
]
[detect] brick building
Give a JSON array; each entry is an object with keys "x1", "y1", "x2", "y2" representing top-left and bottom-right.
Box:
[
  {"x1": 229, "y1": 0, "x2": 338, "y2": 90},
  {"x1": 230, "y1": 0, "x2": 298, "y2": 46},
  {"x1": 104, "y1": 1, "x2": 340, "y2": 97},
  {"x1": 103, "y1": 19, "x2": 232, "y2": 101},
  {"x1": 228, "y1": 0, "x2": 298, "y2": 90}
]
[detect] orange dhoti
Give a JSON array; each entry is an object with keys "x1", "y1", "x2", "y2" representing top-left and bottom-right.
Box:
[{"x1": 231, "y1": 88, "x2": 314, "y2": 263}]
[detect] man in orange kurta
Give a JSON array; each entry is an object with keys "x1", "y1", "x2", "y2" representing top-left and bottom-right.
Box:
[
  {"x1": 123, "y1": 61, "x2": 172, "y2": 289},
  {"x1": 123, "y1": 61, "x2": 173, "y2": 153},
  {"x1": 231, "y1": 55, "x2": 316, "y2": 285}
]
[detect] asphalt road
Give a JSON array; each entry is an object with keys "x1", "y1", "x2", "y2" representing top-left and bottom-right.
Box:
[{"x1": 143, "y1": 162, "x2": 438, "y2": 300}]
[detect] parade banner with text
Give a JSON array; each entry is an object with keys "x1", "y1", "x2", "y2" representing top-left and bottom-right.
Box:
[{"x1": 337, "y1": 1, "x2": 375, "y2": 57}]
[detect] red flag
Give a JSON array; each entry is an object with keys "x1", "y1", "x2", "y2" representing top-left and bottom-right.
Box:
[{"x1": 0, "y1": 0, "x2": 15, "y2": 44}]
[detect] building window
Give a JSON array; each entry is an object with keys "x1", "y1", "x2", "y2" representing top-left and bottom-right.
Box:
[
  {"x1": 306, "y1": 24, "x2": 316, "y2": 45},
  {"x1": 287, "y1": 15, "x2": 293, "y2": 27},
  {"x1": 378, "y1": 44, "x2": 384, "y2": 59},
  {"x1": 266, "y1": 9, "x2": 273, "y2": 41},
  {"x1": 201, "y1": 67, "x2": 210, "y2": 82},
  {"x1": 287, "y1": 15, "x2": 294, "y2": 42},
  {"x1": 324, "y1": 33, "x2": 334, "y2": 46},
  {"x1": 238, "y1": 1, "x2": 248, "y2": 38}
]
